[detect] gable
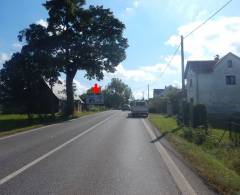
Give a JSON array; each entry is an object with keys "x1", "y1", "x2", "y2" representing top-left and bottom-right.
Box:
[
  {"x1": 184, "y1": 52, "x2": 240, "y2": 78},
  {"x1": 214, "y1": 52, "x2": 240, "y2": 70}
]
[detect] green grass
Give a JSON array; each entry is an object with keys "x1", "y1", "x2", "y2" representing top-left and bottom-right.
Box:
[
  {"x1": 0, "y1": 111, "x2": 97, "y2": 138},
  {"x1": 149, "y1": 114, "x2": 240, "y2": 195}
]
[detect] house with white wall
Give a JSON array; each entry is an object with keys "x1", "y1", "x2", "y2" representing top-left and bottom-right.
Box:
[{"x1": 184, "y1": 52, "x2": 240, "y2": 116}]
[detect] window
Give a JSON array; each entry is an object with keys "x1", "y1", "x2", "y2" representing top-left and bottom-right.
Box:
[
  {"x1": 189, "y1": 79, "x2": 193, "y2": 87},
  {"x1": 190, "y1": 98, "x2": 194, "y2": 104},
  {"x1": 227, "y1": 60, "x2": 233, "y2": 68},
  {"x1": 136, "y1": 101, "x2": 146, "y2": 106},
  {"x1": 226, "y1": 75, "x2": 236, "y2": 85}
]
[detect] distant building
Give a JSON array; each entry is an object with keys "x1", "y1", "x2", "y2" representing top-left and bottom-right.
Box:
[
  {"x1": 184, "y1": 52, "x2": 240, "y2": 116},
  {"x1": 153, "y1": 89, "x2": 164, "y2": 98}
]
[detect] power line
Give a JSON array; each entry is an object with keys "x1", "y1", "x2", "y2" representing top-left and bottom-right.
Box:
[
  {"x1": 158, "y1": 0, "x2": 233, "y2": 78},
  {"x1": 158, "y1": 44, "x2": 181, "y2": 78},
  {"x1": 159, "y1": 0, "x2": 233, "y2": 81},
  {"x1": 144, "y1": 0, "x2": 233, "y2": 97},
  {"x1": 146, "y1": 44, "x2": 180, "y2": 95},
  {"x1": 184, "y1": 0, "x2": 233, "y2": 39}
]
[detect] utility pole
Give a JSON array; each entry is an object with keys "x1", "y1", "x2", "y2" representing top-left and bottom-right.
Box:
[
  {"x1": 148, "y1": 84, "x2": 149, "y2": 101},
  {"x1": 181, "y1": 35, "x2": 185, "y2": 94},
  {"x1": 181, "y1": 35, "x2": 185, "y2": 124}
]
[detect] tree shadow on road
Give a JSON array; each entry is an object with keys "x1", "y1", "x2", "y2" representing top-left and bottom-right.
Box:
[{"x1": 150, "y1": 126, "x2": 183, "y2": 143}]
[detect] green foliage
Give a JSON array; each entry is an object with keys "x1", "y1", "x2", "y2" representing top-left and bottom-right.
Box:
[
  {"x1": 0, "y1": 52, "x2": 59, "y2": 117},
  {"x1": 178, "y1": 101, "x2": 191, "y2": 126},
  {"x1": 183, "y1": 128, "x2": 193, "y2": 141},
  {"x1": 148, "y1": 98, "x2": 167, "y2": 113},
  {"x1": 149, "y1": 86, "x2": 181, "y2": 115},
  {"x1": 165, "y1": 87, "x2": 181, "y2": 114},
  {"x1": 103, "y1": 78, "x2": 132, "y2": 108},
  {"x1": 191, "y1": 104, "x2": 208, "y2": 129},
  {"x1": 194, "y1": 128, "x2": 207, "y2": 145},
  {"x1": 182, "y1": 127, "x2": 206, "y2": 145},
  {"x1": 18, "y1": 0, "x2": 128, "y2": 116},
  {"x1": 0, "y1": 111, "x2": 97, "y2": 137},
  {"x1": 149, "y1": 114, "x2": 240, "y2": 194}
]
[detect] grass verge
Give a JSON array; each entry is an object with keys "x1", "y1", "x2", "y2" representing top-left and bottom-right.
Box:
[
  {"x1": 149, "y1": 114, "x2": 240, "y2": 195},
  {"x1": 0, "y1": 111, "x2": 97, "y2": 138}
]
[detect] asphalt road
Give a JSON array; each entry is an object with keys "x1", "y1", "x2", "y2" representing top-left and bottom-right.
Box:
[{"x1": 0, "y1": 110, "x2": 216, "y2": 195}]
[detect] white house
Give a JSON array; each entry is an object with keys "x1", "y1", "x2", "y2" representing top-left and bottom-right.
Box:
[{"x1": 184, "y1": 52, "x2": 240, "y2": 116}]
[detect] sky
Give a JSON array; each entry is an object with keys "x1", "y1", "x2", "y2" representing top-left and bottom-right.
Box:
[{"x1": 1, "y1": 0, "x2": 240, "y2": 99}]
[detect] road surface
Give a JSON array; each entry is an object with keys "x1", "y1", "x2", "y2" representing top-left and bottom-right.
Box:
[{"x1": 0, "y1": 111, "x2": 216, "y2": 195}]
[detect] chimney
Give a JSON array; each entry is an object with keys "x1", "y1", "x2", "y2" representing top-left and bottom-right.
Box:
[{"x1": 214, "y1": 54, "x2": 220, "y2": 61}]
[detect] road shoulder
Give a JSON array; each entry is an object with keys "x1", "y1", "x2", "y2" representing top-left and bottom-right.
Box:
[{"x1": 145, "y1": 118, "x2": 217, "y2": 195}]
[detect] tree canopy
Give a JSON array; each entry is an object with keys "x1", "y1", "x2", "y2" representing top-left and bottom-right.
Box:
[
  {"x1": 0, "y1": 51, "x2": 59, "y2": 116},
  {"x1": 18, "y1": 0, "x2": 128, "y2": 115},
  {"x1": 103, "y1": 78, "x2": 132, "y2": 108}
]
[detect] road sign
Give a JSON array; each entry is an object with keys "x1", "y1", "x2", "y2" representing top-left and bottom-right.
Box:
[
  {"x1": 92, "y1": 83, "x2": 101, "y2": 94},
  {"x1": 86, "y1": 94, "x2": 104, "y2": 105}
]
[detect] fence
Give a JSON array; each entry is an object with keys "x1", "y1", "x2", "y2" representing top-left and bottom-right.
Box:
[{"x1": 229, "y1": 120, "x2": 240, "y2": 146}]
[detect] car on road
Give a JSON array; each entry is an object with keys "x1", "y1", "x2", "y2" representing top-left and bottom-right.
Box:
[
  {"x1": 121, "y1": 104, "x2": 131, "y2": 111},
  {"x1": 131, "y1": 100, "x2": 148, "y2": 117}
]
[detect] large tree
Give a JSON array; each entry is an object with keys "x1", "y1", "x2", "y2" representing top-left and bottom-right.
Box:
[
  {"x1": 103, "y1": 78, "x2": 132, "y2": 108},
  {"x1": 0, "y1": 51, "x2": 58, "y2": 117},
  {"x1": 0, "y1": 24, "x2": 60, "y2": 117},
  {"x1": 19, "y1": 0, "x2": 128, "y2": 115}
]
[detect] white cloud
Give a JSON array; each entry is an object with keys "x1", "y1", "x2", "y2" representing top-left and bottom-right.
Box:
[
  {"x1": 172, "y1": 80, "x2": 181, "y2": 88},
  {"x1": 133, "y1": 90, "x2": 144, "y2": 100},
  {"x1": 136, "y1": 0, "x2": 208, "y2": 21},
  {"x1": 123, "y1": 0, "x2": 141, "y2": 16},
  {"x1": 110, "y1": 63, "x2": 158, "y2": 82},
  {"x1": 166, "y1": 17, "x2": 240, "y2": 60},
  {"x1": 133, "y1": 0, "x2": 140, "y2": 8},
  {"x1": 36, "y1": 19, "x2": 48, "y2": 28},
  {"x1": 73, "y1": 79, "x2": 88, "y2": 94},
  {"x1": 0, "y1": 53, "x2": 10, "y2": 65},
  {"x1": 12, "y1": 43, "x2": 22, "y2": 50},
  {"x1": 106, "y1": 54, "x2": 181, "y2": 84},
  {"x1": 124, "y1": 7, "x2": 134, "y2": 15}
]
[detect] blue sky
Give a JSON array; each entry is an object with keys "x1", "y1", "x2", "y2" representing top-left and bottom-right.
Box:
[{"x1": 1, "y1": 0, "x2": 240, "y2": 98}]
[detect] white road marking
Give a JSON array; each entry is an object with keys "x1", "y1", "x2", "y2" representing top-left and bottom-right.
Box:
[
  {"x1": 142, "y1": 119, "x2": 197, "y2": 195},
  {"x1": 0, "y1": 112, "x2": 102, "y2": 141},
  {"x1": 0, "y1": 114, "x2": 116, "y2": 186}
]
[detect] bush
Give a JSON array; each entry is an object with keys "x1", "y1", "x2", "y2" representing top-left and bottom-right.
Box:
[
  {"x1": 194, "y1": 128, "x2": 206, "y2": 145},
  {"x1": 182, "y1": 127, "x2": 206, "y2": 145},
  {"x1": 177, "y1": 101, "x2": 191, "y2": 126},
  {"x1": 148, "y1": 98, "x2": 167, "y2": 113},
  {"x1": 183, "y1": 101, "x2": 191, "y2": 126},
  {"x1": 191, "y1": 104, "x2": 208, "y2": 129},
  {"x1": 183, "y1": 127, "x2": 193, "y2": 141}
]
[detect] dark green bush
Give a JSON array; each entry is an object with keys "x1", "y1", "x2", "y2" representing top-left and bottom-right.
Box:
[
  {"x1": 148, "y1": 98, "x2": 167, "y2": 113},
  {"x1": 183, "y1": 128, "x2": 193, "y2": 141},
  {"x1": 177, "y1": 101, "x2": 191, "y2": 126},
  {"x1": 191, "y1": 104, "x2": 208, "y2": 129},
  {"x1": 182, "y1": 127, "x2": 206, "y2": 145},
  {"x1": 183, "y1": 101, "x2": 191, "y2": 126},
  {"x1": 194, "y1": 128, "x2": 206, "y2": 145}
]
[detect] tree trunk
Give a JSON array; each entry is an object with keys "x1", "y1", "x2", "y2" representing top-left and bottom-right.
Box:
[
  {"x1": 65, "y1": 68, "x2": 77, "y2": 116},
  {"x1": 50, "y1": 84, "x2": 55, "y2": 119}
]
